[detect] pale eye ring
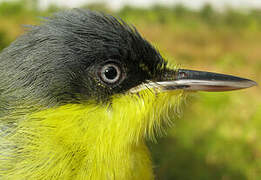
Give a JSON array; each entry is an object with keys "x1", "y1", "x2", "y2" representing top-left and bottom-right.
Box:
[{"x1": 99, "y1": 63, "x2": 122, "y2": 84}]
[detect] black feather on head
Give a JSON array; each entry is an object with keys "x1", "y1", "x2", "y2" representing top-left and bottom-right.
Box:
[{"x1": 0, "y1": 9, "x2": 167, "y2": 106}]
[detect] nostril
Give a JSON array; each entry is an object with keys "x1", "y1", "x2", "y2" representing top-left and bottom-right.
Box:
[{"x1": 179, "y1": 71, "x2": 188, "y2": 79}]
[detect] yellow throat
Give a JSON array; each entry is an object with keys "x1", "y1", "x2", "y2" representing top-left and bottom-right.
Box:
[{"x1": 2, "y1": 89, "x2": 183, "y2": 180}]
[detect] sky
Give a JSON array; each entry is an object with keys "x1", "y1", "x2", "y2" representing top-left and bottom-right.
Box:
[{"x1": 37, "y1": 0, "x2": 261, "y2": 10}]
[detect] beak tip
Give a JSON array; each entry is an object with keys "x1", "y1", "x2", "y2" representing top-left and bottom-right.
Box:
[
  {"x1": 249, "y1": 80, "x2": 258, "y2": 87},
  {"x1": 236, "y1": 79, "x2": 258, "y2": 90}
]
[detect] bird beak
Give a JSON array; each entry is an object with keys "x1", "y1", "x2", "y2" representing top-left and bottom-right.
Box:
[{"x1": 130, "y1": 69, "x2": 257, "y2": 93}]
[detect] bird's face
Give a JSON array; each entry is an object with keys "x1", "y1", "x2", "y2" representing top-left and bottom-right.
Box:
[
  {"x1": 3, "y1": 9, "x2": 256, "y2": 145},
  {"x1": 44, "y1": 10, "x2": 172, "y2": 104},
  {"x1": 15, "y1": 9, "x2": 254, "y2": 106}
]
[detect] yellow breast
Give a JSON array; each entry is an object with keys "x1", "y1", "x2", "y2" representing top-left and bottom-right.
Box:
[{"x1": 1, "y1": 90, "x2": 183, "y2": 179}]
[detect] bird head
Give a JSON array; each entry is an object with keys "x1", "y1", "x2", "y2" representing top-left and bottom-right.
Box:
[
  {"x1": 0, "y1": 9, "x2": 258, "y2": 179},
  {"x1": 1, "y1": 9, "x2": 256, "y2": 149}
]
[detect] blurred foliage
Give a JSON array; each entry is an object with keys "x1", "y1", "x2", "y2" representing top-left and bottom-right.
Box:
[
  {"x1": 0, "y1": 30, "x2": 9, "y2": 51},
  {"x1": 0, "y1": 1, "x2": 260, "y2": 180}
]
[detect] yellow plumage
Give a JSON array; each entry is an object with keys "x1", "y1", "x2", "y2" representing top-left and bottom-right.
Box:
[{"x1": 1, "y1": 89, "x2": 184, "y2": 179}]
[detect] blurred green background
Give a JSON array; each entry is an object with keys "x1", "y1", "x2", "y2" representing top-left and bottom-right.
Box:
[{"x1": 0, "y1": 0, "x2": 260, "y2": 179}]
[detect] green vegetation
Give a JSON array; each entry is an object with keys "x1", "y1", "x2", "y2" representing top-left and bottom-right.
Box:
[{"x1": 0, "y1": 1, "x2": 260, "y2": 179}]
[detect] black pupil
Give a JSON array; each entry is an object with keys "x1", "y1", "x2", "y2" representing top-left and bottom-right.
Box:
[{"x1": 104, "y1": 66, "x2": 118, "y2": 80}]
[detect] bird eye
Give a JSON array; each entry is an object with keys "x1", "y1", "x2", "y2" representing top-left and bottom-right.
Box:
[{"x1": 99, "y1": 62, "x2": 122, "y2": 84}]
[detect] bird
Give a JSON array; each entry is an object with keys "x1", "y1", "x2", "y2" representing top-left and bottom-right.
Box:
[{"x1": 0, "y1": 9, "x2": 257, "y2": 180}]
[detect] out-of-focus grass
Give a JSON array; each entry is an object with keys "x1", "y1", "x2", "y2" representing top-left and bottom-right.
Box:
[{"x1": 0, "y1": 1, "x2": 260, "y2": 179}]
